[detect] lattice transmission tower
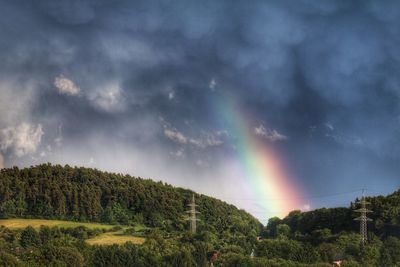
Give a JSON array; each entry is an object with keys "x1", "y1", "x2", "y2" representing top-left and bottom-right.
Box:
[
  {"x1": 186, "y1": 194, "x2": 200, "y2": 233},
  {"x1": 354, "y1": 190, "x2": 373, "y2": 246}
]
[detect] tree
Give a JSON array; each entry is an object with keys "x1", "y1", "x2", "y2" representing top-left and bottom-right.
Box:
[
  {"x1": 192, "y1": 241, "x2": 208, "y2": 266},
  {"x1": 40, "y1": 245, "x2": 84, "y2": 267},
  {"x1": 0, "y1": 252, "x2": 19, "y2": 267},
  {"x1": 169, "y1": 247, "x2": 196, "y2": 267},
  {"x1": 380, "y1": 236, "x2": 400, "y2": 266},
  {"x1": 265, "y1": 217, "x2": 281, "y2": 238},
  {"x1": 20, "y1": 226, "x2": 40, "y2": 248},
  {"x1": 39, "y1": 225, "x2": 52, "y2": 244},
  {"x1": 276, "y1": 224, "x2": 291, "y2": 239}
]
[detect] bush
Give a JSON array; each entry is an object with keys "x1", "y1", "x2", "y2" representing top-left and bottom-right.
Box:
[
  {"x1": 20, "y1": 226, "x2": 41, "y2": 248},
  {"x1": 0, "y1": 252, "x2": 19, "y2": 267}
]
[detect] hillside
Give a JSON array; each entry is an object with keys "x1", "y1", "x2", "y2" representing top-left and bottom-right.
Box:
[
  {"x1": 264, "y1": 189, "x2": 400, "y2": 240},
  {"x1": 0, "y1": 165, "x2": 400, "y2": 266},
  {"x1": 0, "y1": 164, "x2": 262, "y2": 237}
]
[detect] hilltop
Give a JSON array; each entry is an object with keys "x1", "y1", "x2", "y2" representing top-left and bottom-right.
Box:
[{"x1": 0, "y1": 164, "x2": 262, "y2": 236}]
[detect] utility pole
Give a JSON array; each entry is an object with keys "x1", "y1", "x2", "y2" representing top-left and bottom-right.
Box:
[
  {"x1": 354, "y1": 190, "x2": 372, "y2": 246},
  {"x1": 186, "y1": 194, "x2": 200, "y2": 234}
]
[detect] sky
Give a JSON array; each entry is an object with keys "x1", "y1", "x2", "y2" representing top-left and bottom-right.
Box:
[{"x1": 0, "y1": 0, "x2": 400, "y2": 223}]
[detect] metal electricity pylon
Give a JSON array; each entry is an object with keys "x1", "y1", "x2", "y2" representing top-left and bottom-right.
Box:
[
  {"x1": 186, "y1": 194, "x2": 200, "y2": 233},
  {"x1": 354, "y1": 190, "x2": 373, "y2": 246}
]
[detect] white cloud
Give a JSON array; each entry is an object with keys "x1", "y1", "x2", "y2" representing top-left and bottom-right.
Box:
[
  {"x1": 90, "y1": 83, "x2": 125, "y2": 112},
  {"x1": 325, "y1": 133, "x2": 365, "y2": 147},
  {"x1": 55, "y1": 136, "x2": 63, "y2": 147},
  {"x1": 324, "y1": 123, "x2": 334, "y2": 131},
  {"x1": 254, "y1": 124, "x2": 288, "y2": 142},
  {"x1": 0, "y1": 80, "x2": 36, "y2": 127},
  {"x1": 168, "y1": 91, "x2": 175, "y2": 100},
  {"x1": 0, "y1": 123, "x2": 44, "y2": 157},
  {"x1": 170, "y1": 148, "x2": 185, "y2": 159},
  {"x1": 302, "y1": 204, "x2": 311, "y2": 212},
  {"x1": 163, "y1": 122, "x2": 226, "y2": 148},
  {"x1": 54, "y1": 75, "x2": 80, "y2": 96},
  {"x1": 209, "y1": 79, "x2": 216, "y2": 91},
  {"x1": 189, "y1": 133, "x2": 224, "y2": 148},
  {"x1": 164, "y1": 127, "x2": 188, "y2": 144}
]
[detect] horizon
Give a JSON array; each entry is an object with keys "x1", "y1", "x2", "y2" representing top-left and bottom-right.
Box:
[
  {"x1": 2, "y1": 162, "x2": 399, "y2": 224},
  {"x1": 1, "y1": 1, "x2": 400, "y2": 223}
]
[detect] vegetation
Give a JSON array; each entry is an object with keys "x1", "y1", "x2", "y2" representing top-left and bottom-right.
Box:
[
  {"x1": 85, "y1": 231, "x2": 145, "y2": 245},
  {"x1": 0, "y1": 218, "x2": 116, "y2": 230},
  {"x1": 0, "y1": 164, "x2": 398, "y2": 266},
  {"x1": 0, "y1": 164, "x2": 261, "y2": 235}
]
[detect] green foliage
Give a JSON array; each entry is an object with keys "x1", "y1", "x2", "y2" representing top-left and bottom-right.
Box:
[
  {"x1": 266, "y1": 189, "x2": 400, "y2": 243},
  {"x1": 20, "y1": 226, "x2": 41, "y2": 248},
  {"x1": 276, "y1": 224, "x2": 291, "y2": 239},
  {"x1": 39, "y1": 245, "x2": 84, "y2": 267},
  {"x1": 317, "y1": 242, "x2": 342, "y2": 262},
  {"x1": 39, "y1": 225, "x2": 52, "y2": 244},
  {"x1": 0, "y1": 165, "x2": 399, "y2": 266},
  {"x1": 380, "y1": 236, "x2": 400, "y2": 266},
  {"x1": 336, "y1": 233, "x2": 361, "y2": 259},
  {"x1": 0, "y1": 252, "x2": 19, "y2": 267},
  {"x1": 0, "y1": 164, "x2": 261, "y2": 238},
  {"x1": 255, "y1": 239, "x2": 317, "y2": 263}
]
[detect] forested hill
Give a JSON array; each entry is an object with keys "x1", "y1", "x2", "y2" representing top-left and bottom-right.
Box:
[
  {"x1": 265, "y1": 189, "x2": 400, "y2": 239},
  {"x1": 0, "y1": 164, "x2": 262, "y2": 235}
]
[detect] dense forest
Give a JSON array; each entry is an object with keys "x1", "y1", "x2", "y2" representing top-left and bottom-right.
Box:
[
  {"x1": 0, "y1": 164, "x2": 399, "y2": 266},
  {"x1": 0, "y1": 164, "x2": 261, "y2": 234}
]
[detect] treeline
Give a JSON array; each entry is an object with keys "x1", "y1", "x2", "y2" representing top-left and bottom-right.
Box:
[
  {"x1": 257, "y1": 190, "x2": 400, "y2": 266},
  {"x1": 1, "y1": 164, "x2": 400, "y2": 266},
  {"x1": 0, "y1": 225, "x2": 212, "y2": 266},
  {"x1": 1, "y1": 223, "x2": 399, "y2": 266},
  {"x1": 0, "y1": 164, "x2": 261, "y2": 237},
  {"x1": 264, "y1": 189, "x2": 400, "y2": 239}
]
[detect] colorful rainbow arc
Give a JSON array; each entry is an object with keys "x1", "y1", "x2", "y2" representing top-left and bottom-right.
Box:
[{"x1": 213, "y1": 93, "x2": 302, "y2": 220}]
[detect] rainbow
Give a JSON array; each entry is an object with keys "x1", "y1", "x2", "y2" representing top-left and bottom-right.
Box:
[{"x1": 213, "y1": 92, "x2": 302, "y2": 220}]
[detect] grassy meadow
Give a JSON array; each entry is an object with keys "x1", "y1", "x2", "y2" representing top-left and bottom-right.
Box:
[
  {"x1": 86, "y1": 231, "x2": 146, "y2": 245},
  {"x1": 0, "y1": 218, "x2": 147, "y2": 246},
  {"x1": 0, "y1": 218, "x2": 116, "y2": 230}
]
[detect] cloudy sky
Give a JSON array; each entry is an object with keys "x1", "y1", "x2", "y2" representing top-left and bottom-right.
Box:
[{"x1": 1, "y1": 0, "x2": 399, "y2": 222}]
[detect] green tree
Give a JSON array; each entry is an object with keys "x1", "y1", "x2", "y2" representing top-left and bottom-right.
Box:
[
  {"x1": 380, "y1": 236, "x2": 400, "y2": 266},
  {"x1": 192, "y1": 241, "x2": 208, "y2": 266},
  {"x1": 276, "y1": 224, "x2": 291, "y2": 239},
  {"x1": 40, "y1": 245, "x2": 84, "y2": 267},
  {"x1": 0, "y1": 252, "x2": 19, "y2": 267},
  {"x1": 39, "y1": 225, "x2": 52, "y2": 244},
  {"x1": 20, "y1": 226, "x2": 40, "y2": 248}
]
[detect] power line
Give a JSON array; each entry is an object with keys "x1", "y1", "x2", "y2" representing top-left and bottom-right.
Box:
[{"x1": 222, "y1": 189, "x2": 364, "y2": 201}]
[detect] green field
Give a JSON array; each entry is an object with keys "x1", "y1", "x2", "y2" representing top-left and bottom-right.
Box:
[
  {"x1": 0, "y1": 218, "x2": 117, "y2": 230},
  {"x1": 86, "y1": 231, "x2": 146, "y2": 245},
  {"x1": 0, "y1": 218, "x2": 147, "y2": 246}
]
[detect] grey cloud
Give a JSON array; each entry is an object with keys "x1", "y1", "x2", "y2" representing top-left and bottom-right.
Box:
[
  {"x1": 39, "y1": 0, "x2": 97, "y2": 25},
  {"x1": 0, "y1": 153, "x2": 4, "y2": 169},
  {"x1": 0, "y1": 123, "x2": 44, "y2": 157},
  {"x1": 164, "y1": 127, "x2": 188, "y2": 144},
  {"x1": 254, "y1": 124, "x2": 288, "y2": 142},
  {"x1": 1, "y1": 0, "x2": 400, "y2": 221},
  {"x1": 164, "y1": 124, "x2": 225, "y2": 148}
]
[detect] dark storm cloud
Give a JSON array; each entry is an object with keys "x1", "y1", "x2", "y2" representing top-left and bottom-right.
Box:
[{"x1": 1, "y1": 0, "x2": 399, "y2": 220}]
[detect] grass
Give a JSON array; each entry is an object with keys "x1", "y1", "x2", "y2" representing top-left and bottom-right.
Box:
[
  {"x1": 0, "y1": 218, "x2": 117, "y2": 230},
  {"x1": 0, "y1": 218, "x2": 147, "y2": 246},
  {"x1": 85, "y1": 231, "x2": 146, "y2": 245}
]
